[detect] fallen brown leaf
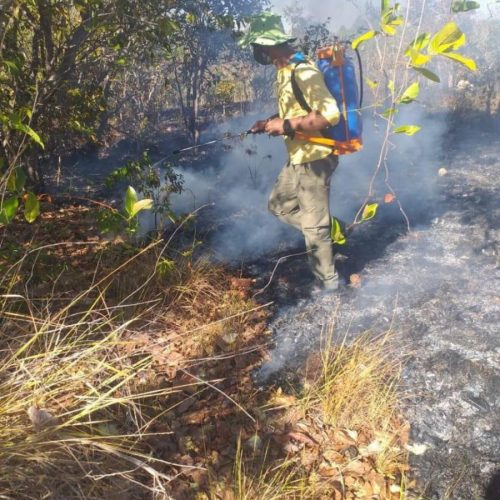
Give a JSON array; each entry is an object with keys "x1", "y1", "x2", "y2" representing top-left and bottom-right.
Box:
[
  {"x1": 287, "y1": 431, "x2": 318, "y2": 447},
  {"x1": 318, "y1": 462, "x2": 341, "y2": 478}
]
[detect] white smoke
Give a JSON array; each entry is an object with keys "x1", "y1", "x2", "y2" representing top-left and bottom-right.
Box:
[
  {"x1": 171, "y1": 113, "x2": 301, "y2": 262},
  {"x1": 168, "y1": 102, "x2": 447, "y2": 263}
]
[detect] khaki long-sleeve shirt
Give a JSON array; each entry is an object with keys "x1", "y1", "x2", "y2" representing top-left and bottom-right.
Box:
[{"x1": 277, "y1": 61, "x2": 340, "y2": 165}]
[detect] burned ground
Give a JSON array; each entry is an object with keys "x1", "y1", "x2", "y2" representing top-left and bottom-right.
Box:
[{"x1": 246, "y1": 123, "x2": 499, "y2": 498}]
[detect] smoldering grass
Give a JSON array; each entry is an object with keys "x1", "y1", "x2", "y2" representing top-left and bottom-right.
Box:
[
  {"x1": 214, "y1": 327, "x2": 410, "y2": 499},
  {"x1": 300, "y1": 327, "x2": 409, "y2": 480}
]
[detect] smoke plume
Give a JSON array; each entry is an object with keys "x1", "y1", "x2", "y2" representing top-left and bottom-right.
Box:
[{"x1": 170, "y1": 105, "x2": 447, "y2": 263}]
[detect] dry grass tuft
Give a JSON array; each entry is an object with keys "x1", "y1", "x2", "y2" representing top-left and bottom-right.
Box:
[
  {"x1": 216, "y1": 328, "x2": 412, "y2": 500},
  {"x1": 302, "y1": 329, "x2": 402, "y2": 433},
  {"x1": 0, "y1": 208, "x2": 266, "y2": 498}
]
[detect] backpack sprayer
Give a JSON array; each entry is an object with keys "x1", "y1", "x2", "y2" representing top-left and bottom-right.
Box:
[{"x1": 291, "y1": 39, "x2": 364, "y2": 155}]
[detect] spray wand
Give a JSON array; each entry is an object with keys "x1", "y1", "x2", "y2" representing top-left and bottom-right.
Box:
[
  {"x1": 172, "y1": 130, "x2": 254, "y2": 155},
  {"x1": 147, "y1": 130, "x2": 254, "y2": 169}
]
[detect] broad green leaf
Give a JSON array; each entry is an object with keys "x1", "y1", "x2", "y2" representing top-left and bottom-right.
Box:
[
  {"x1": 0, "y1": 197, "x2": 19, "y2": 224},
  {"x1": 11, "y1": 120, "x2": 45, "y2": 149},
  {"x1": 405, "y1": 33, "x2": 431, "y2": 55},
  {"x1": 130, "y1": 199, "x2": 153, "y2": 218},
  {"x1": 442, "y1": 52, "x2": 477, "y2": 71},
  {"x1": 381, "y1": 20, "x2": 401, "y2": 36},
  {"x1": 429, "y1": 22, "x2": 466, "y2": 54},
  {"x1": 124, "y1": 186, "x2": 138, "y2": 216},
  {"x1": 365, "y1": 78, "x2": 379, "y2": 91},
  {"x1": 15, "y1": 169, "x2": 27, "y2": 193},
  {"x1": 398, "y1": 81, "x2": 420, "y2": 104},
  {"x1": 381, "y1": 107, "x2": 398, "y2": 118},
  {"x1": 381, "y1": 5, "x2": 403, "y2": 36},
  {"x1": 381, "y1": 0, "x2": 390, "y2": 13},
  {"x1": 6, "y1": 167, "x2": 27, "y2": 193},
  {"x1": 393, "y1": 125, "x2": 422, "y2": 136},
  {"x1": 411, "y1": 66, "x2": 441, "y2": 83},
  {"x1": 361, "y1": 203, "x2": 379, "y2": 221},
  {"x1": 451, "y1": 0, "x2": 480, "y2": 13},
  {"x1": 24, "y1": 192, "x2": 40, "y2": 223},
  {"x1": 331, "y1": 217, "x2": 346, "y2": 245},
  {"x1": 406, "y1": 47, "x2": 432, "y2": 67},
  {"x1": 19, "y1": 107, "x2": 33, "y2": 120},
  {"x1": 352, "y1": 30, "x2": 377, "y2": 50},
  {"x1": 3, "y1": 60, "x2": 19, "y2": 74},
  {"x1": 6, "y1": 171, "x2": 16, "y2": 192}
]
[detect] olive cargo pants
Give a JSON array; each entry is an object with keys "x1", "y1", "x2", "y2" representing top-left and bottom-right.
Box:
[{"x1": 268, "y1": 155, "x2": 339, "y2": 288}]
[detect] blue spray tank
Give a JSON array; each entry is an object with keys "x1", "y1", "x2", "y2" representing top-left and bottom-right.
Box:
[{"x1": 291, "y1": 43, "x2": 363, "y2": 155}]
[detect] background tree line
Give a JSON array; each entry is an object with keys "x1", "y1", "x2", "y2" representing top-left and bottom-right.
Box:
[
  {"x1": 0, "y1": 0, "x2": 268, "y2": 194},
  {"x1": 0, "y1": 0, "x2": 498, "y2": 197}
]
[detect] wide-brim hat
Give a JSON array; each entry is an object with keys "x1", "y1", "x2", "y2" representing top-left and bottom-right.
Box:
[{"x1": 238, "y1": 12, "x2": 296, "y2": 48}]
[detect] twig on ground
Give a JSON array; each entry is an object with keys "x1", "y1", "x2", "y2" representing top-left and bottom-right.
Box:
[{"x1": 253, "y1": 250, "x2": 311, "y2": 298}]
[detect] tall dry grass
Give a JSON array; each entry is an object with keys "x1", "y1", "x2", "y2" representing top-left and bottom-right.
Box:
[
  {"x1": 218, "y1": 329, "x2": 410, "y2": 500},
  {"x1": 0, "y1": 234, "x2": 259, "y2": 498},
  {"x1": 0, "y1": 212, "x2": 411, "y2": 499}
]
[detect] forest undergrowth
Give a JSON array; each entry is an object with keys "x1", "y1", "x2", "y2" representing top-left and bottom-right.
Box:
[{"x1": 0, "y1": 203, "x2": 415, "y2": 499}]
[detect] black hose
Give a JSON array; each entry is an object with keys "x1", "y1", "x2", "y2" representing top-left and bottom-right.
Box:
[{"x1": 354, "y1": 47, "x2": 364, "y2": 109}]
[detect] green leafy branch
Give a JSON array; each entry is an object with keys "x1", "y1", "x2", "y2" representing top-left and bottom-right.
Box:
[
  {"x1": 0, "y1": 167, "x2": 40, "y2": 225},
  {"x1": 348, "y1": 0, "x2": 478, "y2": 229},
  {"x1": 106, "y1": 152, "x2": 183, "y2": 231},
  {"x1": 353, "y1": 5, "x2": 478, "y2": 136},
  {"x1": 0, "y1": 112, "x2": 45, "y2": 150}
]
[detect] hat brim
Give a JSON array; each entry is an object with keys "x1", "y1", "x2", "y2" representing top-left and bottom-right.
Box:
[
  {"x1": 251, "y1": 35, "x2": 296, "y2": 46},
  {"x1": 238, "y1": 31, "x2": 296, "y2": 48}
]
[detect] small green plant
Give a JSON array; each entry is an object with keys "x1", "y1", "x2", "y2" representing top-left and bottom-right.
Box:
[
  {"x1": 0, "y1": 106, "x2": 46, "y2": 226},
  {"x1": 0, "y1": 166, "x2": 40, "y2": 225},
  {"x1": 97, "y1": 186, "x2": 153, "y2": 236},
  {"x1": 106, "y1": 151, "x2": 183, "y2": 230}
]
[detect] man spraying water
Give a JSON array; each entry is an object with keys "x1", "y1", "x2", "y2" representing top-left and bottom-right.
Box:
[{"x1": 239, "y1": 13, "x2": 345, "y2": 292}]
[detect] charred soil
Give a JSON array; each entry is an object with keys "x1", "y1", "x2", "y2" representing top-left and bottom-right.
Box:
[{"x1": 247, "y1": 124, "x2": 499, "y2": 498}]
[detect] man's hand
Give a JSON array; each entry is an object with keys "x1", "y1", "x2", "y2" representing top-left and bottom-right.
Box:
[
  {"x1": 265, "y1": 117, "x2": 285, "y2": 136},
  {"x1": 250, "y1": 119, "x2": 268, "y2": 134}
]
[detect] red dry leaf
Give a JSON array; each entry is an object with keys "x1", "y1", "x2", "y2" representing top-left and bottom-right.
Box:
[
  {"x1": 349, "y1": 274, "x2": 362, "y2": 288},
  {"x1": 384, "y1": 193, "x2": 396, "y2": 204}
]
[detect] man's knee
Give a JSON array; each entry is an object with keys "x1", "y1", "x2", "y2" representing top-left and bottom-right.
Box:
[{"x1": 302, "y1": 224, "x2": 331, "y2": 243}]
